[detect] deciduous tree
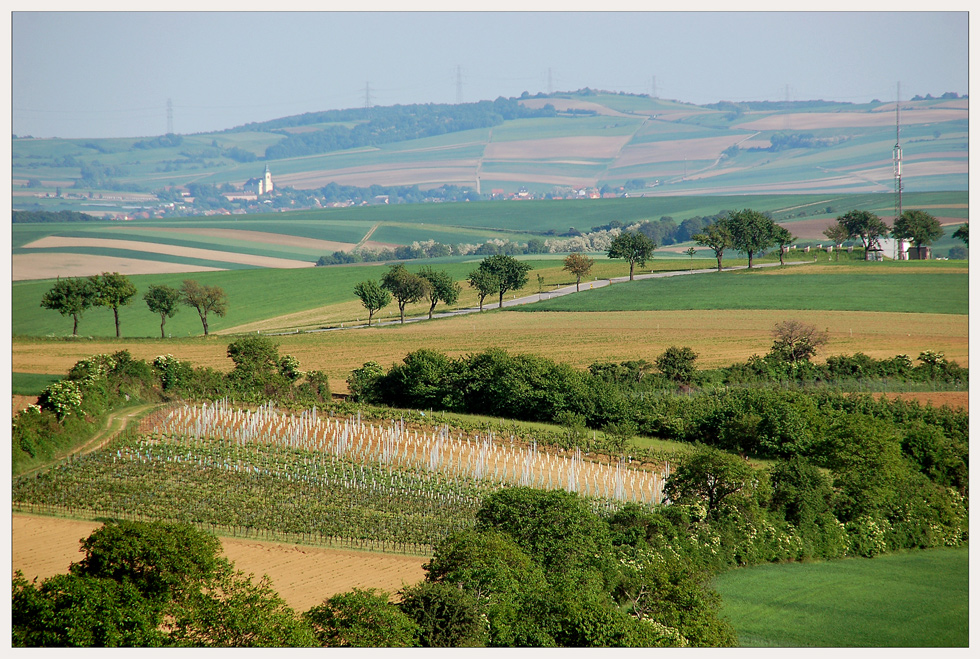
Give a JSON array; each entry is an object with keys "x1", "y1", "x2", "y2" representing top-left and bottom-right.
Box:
[
  {"x1": 772, "y1": 225, "x2": 795, "y2": 266},
  {"x1": 723, "y1": 209, "x2": 776, "y2": 269},
  {"x1": 838, "y1": 209, "x2": 889, "y2": 260},
  {"x1": 352, "y1": 279, "x2": 391, "y2": 326},
  {"x1": 607, "y1": 231, "x2": 656, "y2": 280},
  {"x1": 304, "y1": 588, "x2": 419, "y2": 647},
  {"x1": 951, "y1": 224, "x2": 968, "y2": 245},
  {"x1": 40, "y1": 276, "x2": 95, "y2": 335},
  {"x1": 476, "y1": 254, "x2": 532, "y2": 308},
  {"x1": 822, "y1": 221, "x2": 850, "y2": 261},
  {"x1": 769, "y1": 319, "x2": 829, "y2": 364},
  {"x1": 418, "y1": 266, "x2": 462, "y2": 319},
  {"x1": 892, "y1": 209, "x2": 944, "y2": 247},
  {"x1": 467, "y1": 268, "x2": 499, "y2": 311},
  {"x1": 380, "y1": 264, "x2": 430, "y2": 323},
  {"x1": 692, "y1": 222, "x2": 733, "y2": 272},
  {"x1": 90, "y1": 272, "x2": 137, "y2": 338},
  {"x1": 562, "y1": 253, "x2": 595, "y2": 291},
  {"x1": 180, "y1": 279, "x2": 227, "y2": 336},
  {"x1": 143, "y1": 284, "x2": 181, "y2": 338}
]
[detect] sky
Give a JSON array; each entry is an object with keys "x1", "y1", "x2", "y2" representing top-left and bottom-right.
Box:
[{"x1": 8, "y1": 6, "x2": 972, "y2": 139}]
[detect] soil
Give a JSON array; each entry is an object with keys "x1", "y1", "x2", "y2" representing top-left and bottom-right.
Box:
[
  {"x1": 11, "y1": 514, "x2": 427, "y2": 613},
  {"x1": 13, "y1": 253, "x2": 223, "y2": 281}
]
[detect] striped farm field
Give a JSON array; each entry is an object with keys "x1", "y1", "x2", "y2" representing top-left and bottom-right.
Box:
[
  {"x1": 12, "y1": 306, "x2": 969, "y2": 395},
  {"x1": 713, "y1": 547, "x2": 969, "y2": 647}
]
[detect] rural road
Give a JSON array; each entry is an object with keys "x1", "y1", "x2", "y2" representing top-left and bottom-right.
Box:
[{"x1": 276, "y1": 260, "x2": 811, "y2": 335}]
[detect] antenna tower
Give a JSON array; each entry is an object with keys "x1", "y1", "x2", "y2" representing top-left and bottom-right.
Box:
[
  {"x1": 893, "y1": 82, "x2": 903, "y2": 226},
  {"x1": 166, "y1": 98, "x2": 173, "y2": 134},
  {"x1": 456, "y1": 66, "x2": 463, "y2": 104}
]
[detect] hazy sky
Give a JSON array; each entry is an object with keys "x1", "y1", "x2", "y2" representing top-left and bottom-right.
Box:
[{"x1": 10, "y1": 8, "x2": 971, "y2": 139}]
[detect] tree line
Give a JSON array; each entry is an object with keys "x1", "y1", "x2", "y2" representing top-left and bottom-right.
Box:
[{"x1": 40, "y1": 274, "x2": 227, "y2": 337}]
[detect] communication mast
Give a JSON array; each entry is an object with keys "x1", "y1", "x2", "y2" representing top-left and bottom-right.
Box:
[{"x1": 893, "y1": 83, "x2": 904, "y2": 257}]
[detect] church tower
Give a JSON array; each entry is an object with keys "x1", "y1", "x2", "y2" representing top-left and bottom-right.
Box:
[{"x1": 263, "y1": 165, "x2": 274, "y2": 194}]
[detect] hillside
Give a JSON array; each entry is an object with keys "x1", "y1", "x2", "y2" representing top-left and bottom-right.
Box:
[{"x1": 12, "y1": 91, "x2": 968, "y2": 221}]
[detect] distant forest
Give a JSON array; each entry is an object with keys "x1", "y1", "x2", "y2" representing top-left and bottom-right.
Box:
[
  {"x1": 228, "y1": 97, "x2": 558, "y2": 160},
  {"x1": 13, "y1": 210, "x2": 100, "y2": 223}
]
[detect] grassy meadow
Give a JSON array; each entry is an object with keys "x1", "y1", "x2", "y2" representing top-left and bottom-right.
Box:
[{"x1": 713, "y1": 547, "x2": 969, "y2": 647}]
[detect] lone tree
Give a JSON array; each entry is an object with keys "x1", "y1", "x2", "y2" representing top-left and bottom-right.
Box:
[
  {"x1": 769, "y1": 319, "x2": 829, "y2": 364},
  {"x1": 822, "y1": 221, "x2": 850, "y2": 261},
  {"x1": 772, "y1": 225, "x2": 795, "y2": 266},
  {"x1": 562, "y1": 253, "x2": 595, "y2": 291},
  {"x1": 655, "y1": 346, "x2": 699, "y2": 384},
  {"x1": 380, "y1": 264, "x2": 430, "y2": 323},
  {"x1": 417, "y1": 266, "x2": 462, "y2": 319},
  {"x1": 144, "y1": 284, "x2": 181, "y2": 338},
  {"x1": 692, "y1": 222, "x2": 733, "y2": 272},
  {"x1": 90, "y1": 272, "x2": 138, "y2": 338},
  {"x1": 952, "y1": 224, "x2": 968, "y2": 245},
  {"x1": 41, "y1": 276, "x2": 95, "y2": 335},
  {"x1": 467, "y1": 268, "x2": 499, "y2": 312},
  {"x1": 353, "y1": 280, "x2": 391, "y2": 326},
  {"x1": 838, "y1": 209, "x2": 889, "y2": 260},
  {"x1": 724, "y1": 209, "x2": 776, "y2": 269},
  {"x1": 607, "y1": 231, "x2": 656, "y2": 280},
  {"x1": 476, "y1": 254, "x2": 531, "y2": 308},
  {"x1": 180, "y1": 279, "x2": 227, "y2": 336},
  {"x1": 892, "y1": 209, "x2": 944, "y2": 255}
]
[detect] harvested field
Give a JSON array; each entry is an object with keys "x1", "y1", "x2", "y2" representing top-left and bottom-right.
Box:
[
  {"x1": 485, "y1": 136, "x2": 632, "y2": 160},
  {"x1": 12, "y1": 253, "x2": 223, "y2": 281},
  {"x1": 11, "y1": 514, "x2": 427, "y2": 613},
  {"x1": 738, "y1": 108, "x2": 967, "y2": 131},
  {"x1": 12, "y1": 309, "x2": 968, "y2": 394},
  {"x1": 519, "y1": 98, "x2": 633, "y2": 117},
  {"x1": 615, "y1": 135, "x2": 746, "y2": 166},
  {"x1": 124, "y1": 227, "x2": 357, "y2": 253},
  {"x1": 12, "y1": 395, "x2": 39, "y2": 415},
  {"x1": 20, "y1": 237, "x2": 315, "y2": 271},
  {"x1": 873, "y1": 391, "x2": 968, "y2": 412},
  {"x1": 278, "y1": 164, "x2": 477, "y2": 189}
]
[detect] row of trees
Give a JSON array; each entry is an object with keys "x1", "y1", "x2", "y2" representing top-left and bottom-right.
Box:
[
  {"x1": 821, "y1": 209, "x2": 950, "y2": 260},
  {"x1": 40, "y1": 274, "x2": 227, "y2": 337},
  {"x1": 691, "y1": 209, "x2": 794, "y2": 271}
]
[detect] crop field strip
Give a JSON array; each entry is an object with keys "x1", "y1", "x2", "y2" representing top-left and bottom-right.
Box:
[{"x1": 12, "y1": 400, "x2": 666, "y2": 553}]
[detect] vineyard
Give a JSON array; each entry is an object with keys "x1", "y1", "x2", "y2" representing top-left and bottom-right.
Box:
[{"x1": 12, "y1": 400, "x2": 668, "y2": 554}]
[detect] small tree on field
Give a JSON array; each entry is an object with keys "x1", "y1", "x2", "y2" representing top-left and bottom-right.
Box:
[
  {"x1": 353, "y1": 280, "x2": 391, "y2": 326},
  {"x1": 892, "y1": 209, "x2": 944, "y2": 249},
  {"x1": 467, "y1": 269, "x2": 499, "y2": 311},
  {"x1": 417, "y1": 267, "x2": 461, "y2": 319},
  {"x1": 838, "y1": 210, "x2": 889, "y2": 260},
  {"x1": 772, "y1": 225, "x2": 795, "y2": 266},
  {"x1": 381, "y1": 264, "x2": 430, "y2": 323},
  {"x1": 180, "y1": 280, "x2": 227, "y2": 336},
  {"x1": 562, "y1": 253, "x2": 595, "y2": 291},
  {"x1": 144, "y1": 284, "x2": 181, "y2": 338},
  {"x1": 41, "y1": 276, "x2": 95, "y2": 335},
  {"x1": 475, "y1": 254, "x2": 531, "y2": 308},
  {"x1": 723, "y1": 209, "x2": 777, "y2": 269},
  {"x1": 769, "y1": 320, "x2": 829, "y2": 364},
  {"x1": 692, "y1": 222, "x2": 733, "y2": 272},
  {"x1": 90, "y1": 272, "x2": 138, "y2": 338},
  {"x1": 607, "y1": 231, "x2": 656, "y2": 280},
  {"x1": 822, "y1": 221, "x2": 850, "y2": 261}
]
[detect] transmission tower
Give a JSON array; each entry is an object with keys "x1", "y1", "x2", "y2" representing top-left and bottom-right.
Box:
[
  {"x1": 456, "y1": 66, "x2": 463, "y2": 105},
  {"x1": 363, "y1": 82, "x2": 373, "y2": 109},
  {"x1": 166, "y1": 98, "x2": 173, "y2": 134},
  {"x1": 548, "y1": 68, "x2": 554, "y2": 95},
  {"x1": 893, "y1": 82, "x2": 903, "y2": 234},
  {"x1": 651, "y1": 75, "x2": 657, "y2": 99}
]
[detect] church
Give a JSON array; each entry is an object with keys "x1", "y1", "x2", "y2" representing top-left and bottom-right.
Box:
[{"x1": 243, "y1": 165, "x2": 274, "y2": 195}]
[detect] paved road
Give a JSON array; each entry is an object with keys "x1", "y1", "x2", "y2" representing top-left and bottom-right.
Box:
[{"x1": 271, "y1": 261, "x2": 812, "y2": 335}]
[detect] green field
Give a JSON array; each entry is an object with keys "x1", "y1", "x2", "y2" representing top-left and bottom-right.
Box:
[
  {"x1": 11, "y1": 372, "x2": 61, "y2": 396},
  {"x1": 713, "y1": 547, "x2": 969, "y2": 647},
  {"x1": 521, "y1": 267, "x2": 968, "y2": 316}
]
